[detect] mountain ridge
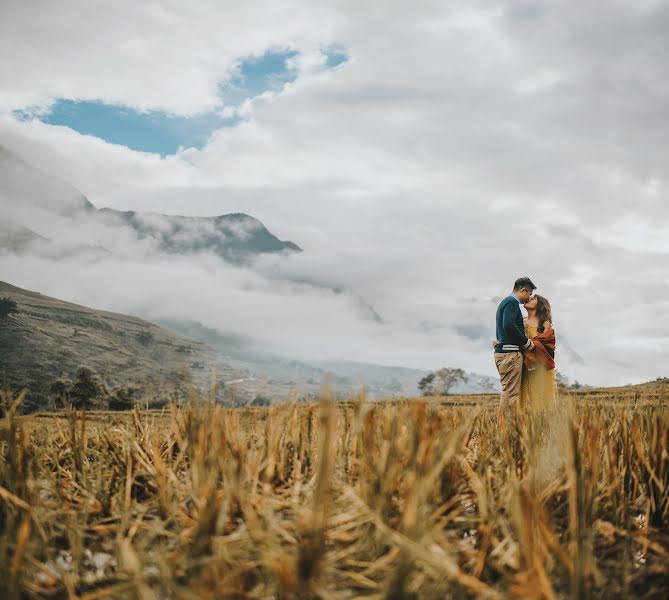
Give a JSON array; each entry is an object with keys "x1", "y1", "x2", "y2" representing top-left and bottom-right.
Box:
[
  {"x1": 0, "y1": 280, "x2": 242, "y2": 410},
  {"x1": 98, "y1": 207, "x2": 302, "y2": 263},
  {"x1": 0, "y1": 143, "x2": 301, "y2": 263}
]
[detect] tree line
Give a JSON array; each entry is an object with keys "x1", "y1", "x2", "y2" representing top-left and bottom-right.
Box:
[{"x1": 50, "y1": 367, "x2": 168, "y2": 411}]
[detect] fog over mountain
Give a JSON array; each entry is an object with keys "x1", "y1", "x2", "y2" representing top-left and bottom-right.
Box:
[
  {"x1": 0, "y1": 146, "x2": 300, "y2": 263},
  {"x1": 0, "y1": 145, "x2": 500, "y2": 394},
  {"x1": 0, "y1": 145, "x2": 407, "y2": 381},
  {"x1": 0, "y1": 139, "x2": 660, "y2": 387}
]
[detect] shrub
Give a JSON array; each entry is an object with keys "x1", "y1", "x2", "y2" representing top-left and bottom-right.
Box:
[
  {"x1": 50, "y1": 378, "x2": 73, "y2": 408},
  {"x1": 0, "y1": 297, "x2": 18, "y2": 320},
  {"x1": 108, "y1": 386, "x2": 138, "y2": 411},
  {"x1": 146, "y1": 396, "x2": 170, "y2": 410},
  {"x1": 251, "y1": 394, "x2": 271, "y2": 407},
  {"x1": 135, "y1": 330, "x2": 155, "y2": 346}
]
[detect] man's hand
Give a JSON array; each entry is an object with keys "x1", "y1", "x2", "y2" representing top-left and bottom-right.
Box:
[{"x1": 491, "y1": 339, "x2": 500, "y2": 348}]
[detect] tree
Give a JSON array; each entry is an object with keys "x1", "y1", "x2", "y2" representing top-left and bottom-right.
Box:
[
  {"x1": 70, "y1": 366, "x2": 108, "y2": 410},
  {"x1": 0, "y1": 297, "x2": 18, "y2": 320},
  {"x1": 418, "y1": 368, "x2": 469, "y2": 396},
  {"x1": 434, "y1": 368, "x2": 468, "y2": 395},
  {"x1": 135, "y1": 330, "x2": 155, "y2": 346},
  {"x1": 418, "y1": 372, "x2": 436, "y2": 396},
  {"x1": 50, "y1": 378, "x2": 73, "y2": 408}
]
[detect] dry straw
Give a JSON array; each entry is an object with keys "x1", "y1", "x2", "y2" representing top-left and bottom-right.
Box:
[{"x1": 0, "y1": 385, "x2": 667, "y2": 598}]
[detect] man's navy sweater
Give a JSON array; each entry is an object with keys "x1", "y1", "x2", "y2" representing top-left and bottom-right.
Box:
[{"x1": 494, "y1": 295, "x2": 532, "y2": 353}]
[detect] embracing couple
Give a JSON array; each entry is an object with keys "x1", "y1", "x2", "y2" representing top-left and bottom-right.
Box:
[{"x1": 493, "y1": 276, "x2": 557, "y2": 420}]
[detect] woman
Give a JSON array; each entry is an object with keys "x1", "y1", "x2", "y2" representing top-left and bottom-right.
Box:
[{"x1": 520, "y1": 294, "x2": 557, "y2": 412}]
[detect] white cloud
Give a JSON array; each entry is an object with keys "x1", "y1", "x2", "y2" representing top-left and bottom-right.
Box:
[
  {"x1": 1, "y1": 1, "x2": 668, "y2": 386},
  {"x1": 0, "y1": 0, "x2": 339, "y2": 114}
]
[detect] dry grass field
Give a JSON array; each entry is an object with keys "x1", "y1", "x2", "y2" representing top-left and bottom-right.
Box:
[{"x1": 1, "y1": 386, "x2": 668, "y2": 599}]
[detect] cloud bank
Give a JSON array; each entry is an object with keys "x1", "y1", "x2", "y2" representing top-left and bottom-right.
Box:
[{"x1": 1, "y1": 0, "x2": 668, "y2": 385}]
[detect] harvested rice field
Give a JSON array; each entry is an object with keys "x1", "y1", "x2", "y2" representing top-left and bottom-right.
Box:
[{"x1": 1, "y1": 387, "x2": 668, "y2": 599}]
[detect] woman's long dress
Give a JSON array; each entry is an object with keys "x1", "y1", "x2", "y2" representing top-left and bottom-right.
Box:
[{"x1": 520, "y1": 320, "x2": 557, "y2": 412}]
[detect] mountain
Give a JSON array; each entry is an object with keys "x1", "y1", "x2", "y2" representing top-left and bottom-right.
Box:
[
  {"x1": 0, "y1": 223, "x2": 48, "y2": 253},
  {"x1": 0, "y1": 145, "x2": 456, "y2": 396},
  {"x1": 311, "y1": 360, "x2": 500, "y2": 395},
  {"x1": 0, "y1": 281, "x2": 242, "y2": 411},
  {"x1": 0, "y1": 278, "x2": 499, "y2": 413},
  {"x1": 0, "y1": 144, "x2": 93, "y2": 216},
  {"x1": 99, "y1": 208, "x2": 301, "y2": 263},
  {"x1": 160, "y1": 319, "x2": 501, "y2": 397},
  {"x1": 0, "y1": 144, "x2": 384, "y2": 322},
  {"x1": 0, "y1": 144, "x2": 301, "y2": 263}
]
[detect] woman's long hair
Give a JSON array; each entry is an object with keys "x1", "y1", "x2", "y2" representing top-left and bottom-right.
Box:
[{"x1": 535, "y1": 295, "x2": 552, "y2": 333}]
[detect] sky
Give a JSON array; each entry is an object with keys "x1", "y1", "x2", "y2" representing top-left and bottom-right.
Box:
[{"x1": 1, "y1": 0, "x2": 668, "y2": 386}]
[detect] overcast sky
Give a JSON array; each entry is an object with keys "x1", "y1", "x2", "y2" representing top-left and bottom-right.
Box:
[{"x1": 1, "y1": 0, "x2": 668, "y2": 385}]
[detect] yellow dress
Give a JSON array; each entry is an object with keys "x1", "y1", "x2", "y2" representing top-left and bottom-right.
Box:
[{"x1": 520, "y1": 320, "x2": 557, "y2": 412}]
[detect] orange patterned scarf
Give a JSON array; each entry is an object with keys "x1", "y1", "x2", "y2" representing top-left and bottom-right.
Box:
[{"x1": 524, "y1": 328, "x2": 556, "y2": 370}]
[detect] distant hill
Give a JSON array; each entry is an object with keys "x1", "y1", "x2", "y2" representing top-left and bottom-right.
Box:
[
  {"x1": 0, "y1": 144, "x2": 301, "y2": 264},
  {"x1": 0, "y1": 281, "x2": 241, "y2": 411},
  {"x1": 160, "y1": 319, "x2": 501, "y2": 397},
  {"x1": 311, "y1": 359, "x2": 500, "y2": 395}
]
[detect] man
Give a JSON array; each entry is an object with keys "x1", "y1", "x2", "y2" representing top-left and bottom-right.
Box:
[{"x1": 494, "y1": 276, "x2": 537, "y2": 416}]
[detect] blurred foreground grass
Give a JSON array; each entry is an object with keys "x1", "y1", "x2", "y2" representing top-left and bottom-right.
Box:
[{"x1": 1, "y1": 387, "x2": 668, "y2": 599}]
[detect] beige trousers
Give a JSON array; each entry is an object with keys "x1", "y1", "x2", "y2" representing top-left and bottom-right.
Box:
[{"x1": 494, "y1": 352, "x2": 523, "y2": 412}]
